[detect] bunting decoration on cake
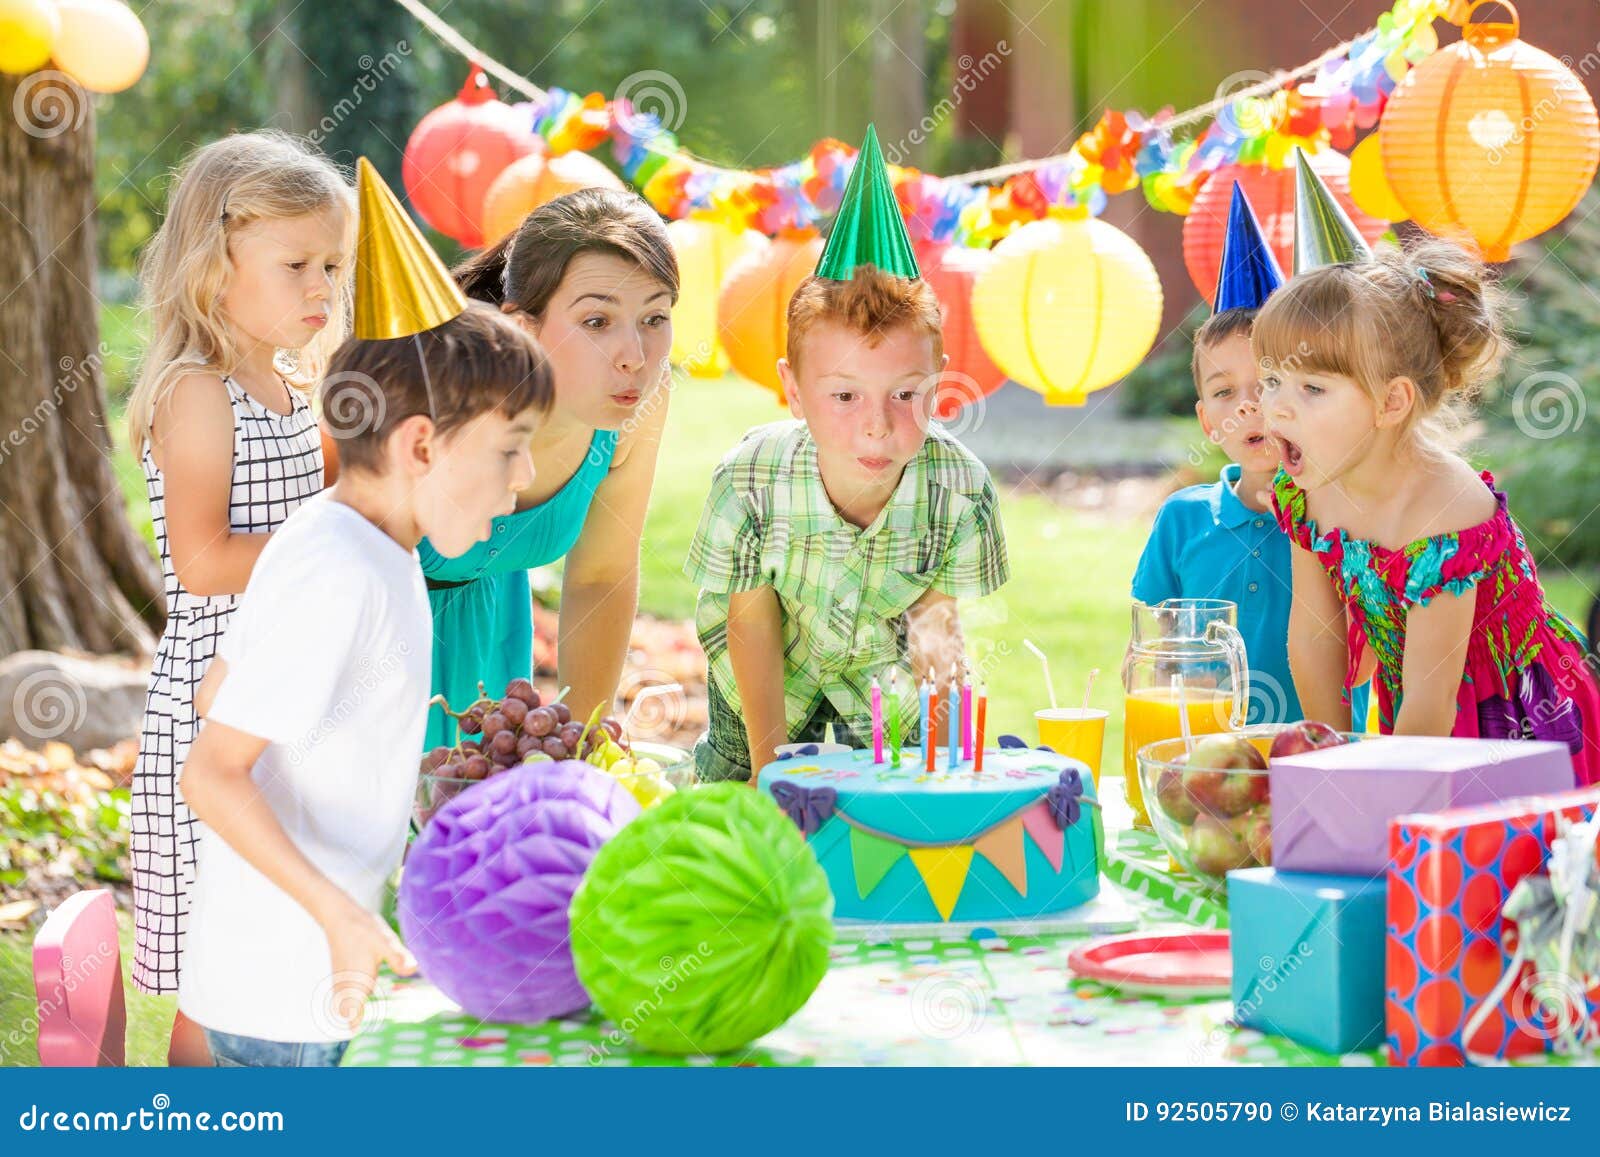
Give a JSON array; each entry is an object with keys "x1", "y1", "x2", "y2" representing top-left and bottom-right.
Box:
[
  {"x1": 972, "y1": 819, "x2": 1030, "y2": 896},
  {"x1": 909, "y1": 846, "x2": 976, "y2": 922},
  {"x1": 777, "y1": 764, "x2": 1099, "y2": 920}
]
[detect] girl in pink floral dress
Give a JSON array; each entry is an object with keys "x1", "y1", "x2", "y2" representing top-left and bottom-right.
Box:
[{"x1": 1251, "y1": 239, "x2": 1599, "y2": 785}]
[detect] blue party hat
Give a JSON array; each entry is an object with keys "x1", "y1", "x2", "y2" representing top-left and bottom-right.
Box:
[{"x1": 1212, "y1": 182, "x2": 1284, "y2": 313}]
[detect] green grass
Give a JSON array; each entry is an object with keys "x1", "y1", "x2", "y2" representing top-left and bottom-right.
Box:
[{"x1": 0, "y1": 912, "x2": 173, "y2": 1067}]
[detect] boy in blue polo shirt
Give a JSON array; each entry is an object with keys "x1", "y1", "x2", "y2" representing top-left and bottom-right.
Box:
[{"x1": 1130, "y1": 184, "x2": 1299, "y2": 724}]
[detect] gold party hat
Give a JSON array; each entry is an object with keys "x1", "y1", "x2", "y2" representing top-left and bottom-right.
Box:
[{"x1": 354, "y1": 157, "x2": 468, "y2": 340}]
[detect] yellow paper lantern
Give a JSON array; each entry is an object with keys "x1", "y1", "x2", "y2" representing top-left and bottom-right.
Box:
[
  {"x1": 479, "y1": 149, "x2": 624, "y2": 246},
  {"x1": 51, "y1": 0, "x2": 149, "y2": 94},
  {"x1": 1348, "y1": 132, "x2": 1409, "y2": 224},
  {"x1": 1379, "y1": 1, "x2": 1599, "y2": 260},
  {"x1": 717, "y1": 233, "x2": 824, "y2": 403},
  {"x1": 667, "y1": 218, "x2": 768, "y2": 379},
  {"x1": 971, "y1": 217, "x2": 1162, "y2": 404},
  {"x1": 0, "y1": 0, "x2": 59, "y2": 75}
]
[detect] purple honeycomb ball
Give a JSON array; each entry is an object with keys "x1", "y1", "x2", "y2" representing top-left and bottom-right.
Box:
[{"x1": 398, "y1": 760, "x2": 641, "y2": 1023}]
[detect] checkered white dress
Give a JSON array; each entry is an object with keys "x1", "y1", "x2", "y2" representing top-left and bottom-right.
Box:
[{"x1": 131, "y1": 377, "x2": 324, "y2": 995}]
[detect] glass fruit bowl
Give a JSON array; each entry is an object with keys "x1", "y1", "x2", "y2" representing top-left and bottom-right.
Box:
[
  {"x1": 412, "y1": 741, "x2": 693, "y2": 830},
  {"x1": 1134, "y1": 724, "x2": 1365, "y2": 892}
]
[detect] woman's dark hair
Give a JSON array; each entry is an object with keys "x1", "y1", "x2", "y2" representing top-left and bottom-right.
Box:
[
  {"x1": 320, "y1": 302, "x2": 554, "y2": 474},
  {"x1": 452, "y1": 186, "x2": 679, "y2": 315}
]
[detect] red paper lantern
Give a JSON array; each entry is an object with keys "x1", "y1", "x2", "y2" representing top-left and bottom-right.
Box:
[
  {"x1": 1182, "y1": 154, "x2": 1387, "y2": 302},
  {"x1": 914, "y1": 240, "x2": 1007, "y2": 421},
  {"x1": 402, "y1": 66, "x2": 539, "y2": 248}
]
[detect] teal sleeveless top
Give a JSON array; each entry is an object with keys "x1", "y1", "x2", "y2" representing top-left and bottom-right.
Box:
[{"x1": 420, "y1": 428, "x2": 618, "y2": 749}]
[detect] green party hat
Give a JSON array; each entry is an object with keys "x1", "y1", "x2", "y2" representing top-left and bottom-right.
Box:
[
  {"x1": 814, "y1": 125, "x2": 920, "y2": 281},
  {"x1": 1292, "y1": 147, "x2": 1371, "y2": 273}
]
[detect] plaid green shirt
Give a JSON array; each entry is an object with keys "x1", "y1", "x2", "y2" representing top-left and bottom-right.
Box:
[{"x1": 685, "y1": 420, "x2": 1009, "y2": 746}]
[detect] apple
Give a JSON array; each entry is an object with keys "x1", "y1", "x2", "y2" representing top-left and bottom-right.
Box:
[
  {"x1": 1189, "y1": 733, "x2": 1268, "y2": 771},
  {"x1": 1230, "y1": 805, "x2": 1273, "y2": 865},
  {"x1": 1210, "y1": 769, "x2": 1270, "y2": 818},
  {"x1": 1187, "y1": 813, "x2": 1254, "y2": 875},
  {"x1": 1179, "y1": 736, "x2": 1262, "y2": 814},
  {"x1": 1155, "y1": 767, "x2": 1199, "y2": 825},
  {"x1": 1269, "y1": 720, "x2": 1346, "y2": 760}
]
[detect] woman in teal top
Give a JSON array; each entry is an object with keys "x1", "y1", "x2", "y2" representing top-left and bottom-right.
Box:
[{"x1": 423, "y1": 188, "x2": 679, "y2": 749}]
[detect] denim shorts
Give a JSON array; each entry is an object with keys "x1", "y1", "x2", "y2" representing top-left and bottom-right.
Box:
[{"x1": 205, "y1": 1028, "x2": 349, "y2": 1068}]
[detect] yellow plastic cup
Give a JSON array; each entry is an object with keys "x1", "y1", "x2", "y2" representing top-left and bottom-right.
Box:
[{"x1": 1035, "y1": 707, "x2": 1108, "y2": 787}]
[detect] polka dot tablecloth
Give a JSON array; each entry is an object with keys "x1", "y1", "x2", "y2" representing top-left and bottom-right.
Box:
[{"x1": 342, "y1": 932, "x2": 1365, "y2": 1067}]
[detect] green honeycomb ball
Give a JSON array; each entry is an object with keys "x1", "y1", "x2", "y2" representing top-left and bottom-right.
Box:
[{"x1": 569, "y1": 782, "x2": 834, "y2": 1055}]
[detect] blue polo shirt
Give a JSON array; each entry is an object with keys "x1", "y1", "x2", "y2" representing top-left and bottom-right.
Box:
[{"x1": 1131, "y1": 463, "x2": 1302, "y2": 724}]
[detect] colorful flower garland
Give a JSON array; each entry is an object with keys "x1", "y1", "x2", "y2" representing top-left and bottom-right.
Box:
[{"x1": 501, "y1": 0, "x2": 1450, "y2": 245}]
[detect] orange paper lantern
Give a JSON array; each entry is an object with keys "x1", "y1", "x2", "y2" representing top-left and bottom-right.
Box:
[
  {"x1": 480, "y1": 149, "x2": 625, "y2": 246},
  {"x1": 402, "y1": 67, "x2": 540, "y2": 248},
  {"x1": 1379, "y1": 1, "x2": 1599, "y2": 260},
  {"x1": 1182, "y1": 154, "x2": 1385, "y2": 302},
  {"x1": 914, "y1": 240, "x2": 1007, "y2": 420},
  {"x1": 717, "y1": 233, "x2": 824, "y2": 403}
]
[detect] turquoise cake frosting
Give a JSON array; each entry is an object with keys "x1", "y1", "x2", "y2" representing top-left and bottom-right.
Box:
[{"x1": 756, "y1": 747, "x2": 1102, "y2": 924}]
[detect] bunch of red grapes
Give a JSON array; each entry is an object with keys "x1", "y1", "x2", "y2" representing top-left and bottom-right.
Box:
[{"x1": 419, "y1": 678, "x2": 627, "y2": 782}]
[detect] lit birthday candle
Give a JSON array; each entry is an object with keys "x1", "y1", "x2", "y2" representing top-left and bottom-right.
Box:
[
  {"x1": 888, "y1": 669, "x2": 902, "y2": 765},
  {"x1": 870, "y1": 677, "x2": 884, "y2": 764},
  {"x1": 975, "y1": 683, "x2": 988, "y2": 773},
  {"x1": 960, "y1": 668, "x2": 973, "y2": 763},
  {"x1": 947, "y1": 665, "x2": 960, "y2": 770},
  {"x1": 924, "y1": 668, "x2": 936, "y2": 774}
]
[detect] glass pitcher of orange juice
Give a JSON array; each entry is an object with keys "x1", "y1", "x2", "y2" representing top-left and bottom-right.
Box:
[{"x1": 1122, "y1": 599, "x2": 1248, "y2": 826}]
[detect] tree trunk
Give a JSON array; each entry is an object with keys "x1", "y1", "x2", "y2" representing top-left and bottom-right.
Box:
[
  {"x1": 871, "y1": 0, "x2": 927, "y2": 165},
  {"x1": 0, "y1": 72, "x2": 163, "y2": 657}
]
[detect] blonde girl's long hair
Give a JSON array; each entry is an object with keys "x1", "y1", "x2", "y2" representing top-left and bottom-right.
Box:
[{"x1": 128, "y1": 131, "x2": 355, "y2": 458}]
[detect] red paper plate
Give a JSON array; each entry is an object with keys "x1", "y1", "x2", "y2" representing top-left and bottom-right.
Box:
[{"x1": 1066, "y1": 931, "x2": 1231, "y2": 997}]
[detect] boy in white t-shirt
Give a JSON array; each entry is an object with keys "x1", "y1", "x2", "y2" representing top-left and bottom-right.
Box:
[{"x1": 179, "y1": 301, "x2": 553, "y2": 1066}]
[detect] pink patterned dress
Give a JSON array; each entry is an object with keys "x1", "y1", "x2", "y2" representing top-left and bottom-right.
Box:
[{"x1": 1274, "y1": 469, "x2": 1600, "y2": 786}]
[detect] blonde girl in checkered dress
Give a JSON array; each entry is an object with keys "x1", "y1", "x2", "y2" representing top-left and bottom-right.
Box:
[{"x1": 126, "y1": 133, "x2": 352, "y2": 1064}]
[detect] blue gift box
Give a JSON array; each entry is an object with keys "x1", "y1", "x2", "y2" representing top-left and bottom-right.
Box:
[{"x1": 1227, "y1": 867, "x2": 1387, "y2": 1055}]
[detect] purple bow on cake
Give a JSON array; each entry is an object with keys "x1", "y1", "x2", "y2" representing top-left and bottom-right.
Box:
[
  {"x1": 1046, "y1": 768, "x2": 1084, "y2": 830},
  {"x1": 1477, "y1": 662, "x2": 1584, "y2": 754},
  {"x1": 770, "y1": 782, "x2": 838, "y2": 835}
]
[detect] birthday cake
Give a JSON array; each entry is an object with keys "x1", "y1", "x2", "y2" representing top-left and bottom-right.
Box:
[{"x1": 756, "y1": 743, "x2": 1102, "y2": 924}]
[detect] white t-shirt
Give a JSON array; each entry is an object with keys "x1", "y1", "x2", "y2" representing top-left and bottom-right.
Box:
[{"x1": 179, "y1": 493, "x2": 431, "y2": 1043}]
